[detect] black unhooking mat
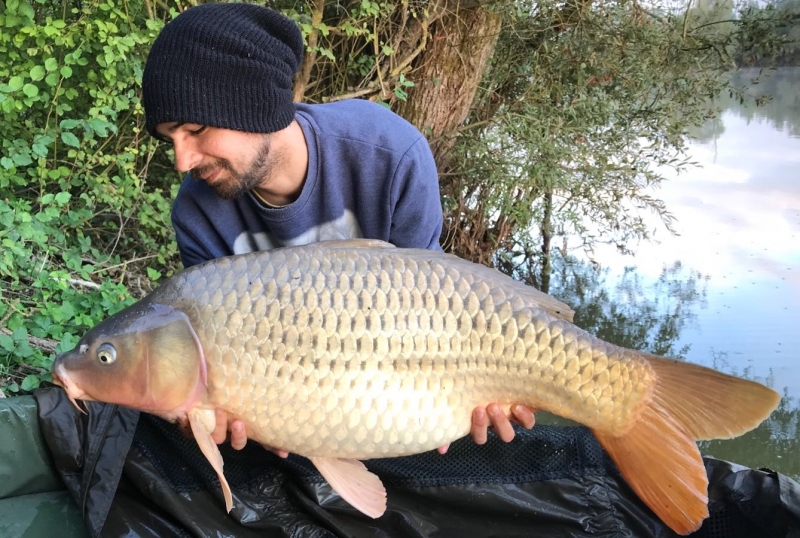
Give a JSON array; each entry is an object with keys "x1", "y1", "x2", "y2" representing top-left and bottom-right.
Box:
[{"x1": 35, "y1": 386, "x2": 800, "y2": 538}]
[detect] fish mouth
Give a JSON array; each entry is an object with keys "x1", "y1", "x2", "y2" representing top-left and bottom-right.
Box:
[{"x1": 52, "y1": 363, "x2": 92, "y2": 414}]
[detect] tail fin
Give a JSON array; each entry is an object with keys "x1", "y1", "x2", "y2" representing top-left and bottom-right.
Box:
[{"x1": 593, "y1": 356, "x2": 780, "y2": 535}]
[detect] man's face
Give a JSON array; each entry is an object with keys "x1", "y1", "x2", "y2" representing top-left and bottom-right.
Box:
[{"x1": 154, "y1": 123, "x2": 278, "y2": 200}]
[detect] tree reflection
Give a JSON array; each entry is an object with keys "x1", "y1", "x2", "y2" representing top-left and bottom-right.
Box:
[
  {"x1": 689, "y1": 67, "x2": 800, "y2": 142},
  {"x1": 727, "y1": 67, "x2": 800, "y2": 137},
  {"x1": 699, "y1": 388, "x2": 800, "y2": 481}
]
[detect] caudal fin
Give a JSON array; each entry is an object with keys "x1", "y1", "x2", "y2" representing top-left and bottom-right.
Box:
[{"x1": 593, "y1": 356, "x2": 780, "y2": 535}]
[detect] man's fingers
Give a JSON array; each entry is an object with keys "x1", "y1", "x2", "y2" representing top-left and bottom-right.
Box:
[
  {"x1": 211, "y1": 408, "x2": 228, "y2": 444},
  {"x1": 270, "y1": 448, "x2": 289, "y2": 458},
  {"x1": 487, "y1": 403, "x2": 516, "y2": 442},
  {"x1": 511, "y1": 404, "x2": 536, "y2": 430},
  {"x1": 230, "y1": 419, "x2": 247, "y2": 450},
  {"x1": 470, "y1": 407, "x2": 489, "y2": 445},
  {"x1": 437, "y1": 443, "x2": 450, "y2": 455}
]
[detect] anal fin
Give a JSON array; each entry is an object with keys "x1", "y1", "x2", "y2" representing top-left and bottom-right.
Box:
[
  {"x1": 308, "y1": 456, "x2": 387, "y2": 518},
  {"x1": 593, "y1": 403, "x2": 708, "y2": 535},
  {"x1": 188, "y1": 408, "x2": 234, "y2": 513}
]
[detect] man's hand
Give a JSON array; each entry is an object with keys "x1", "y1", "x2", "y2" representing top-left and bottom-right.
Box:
[{"x1": 436, "y1": 403, "x2": 536, "y2": 455}]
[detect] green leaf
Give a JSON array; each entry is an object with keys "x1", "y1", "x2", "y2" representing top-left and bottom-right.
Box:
[
  {"x1": 86, "y1": 118, "x2": 111, "y2": 137},
  {"x1": 146, "y1": 267, "x2": 162, "y2": 280},
  {"x1": 60, "y1": 66, "x2": 73, "y2": 78},
  {"x1": 21, "y1": 375, "x2": 40, "y2": 391},
  {"x1": 55, "y1": 192, "x2": 72, "y2": 205},
  {"x1": 32, "y1": 142, "x2": 48, "y2": 158},
  {"x1": 45, "y1": 58, "x2": 59, "y2": 72},
  {"x1": 0, "y1": 334, "x2": 14, "y2": 351},
  {"x1": 60, "y1": 301, "x2": 75, "y2": 320},
  {"x1": 56, "y1": 333, "x2": 77, "y2": 354},
  {"x1": 1, "y1": 157, "x2": 14, "y2": 170},
  {"x1": 60, "y1": 119, "x2": 80, "y2": 129},
  {"x1": 12, "y1": 327, "x2": 28, "y2": 343},
  {"x1": 8, "y1": 76, "x2": 24, "y2": 91},
  {"x1": 12, "y1": 153, "x2": 32, "y2": 166},
  {"x1": 61, "y1": 132, "x2": 80, "y2": 147},
  {"x1": 30, "y1": 65, "x2": 45, "y2": 81},
  {"x1": 22, "y1": 83, "x2": 39, "y2": 97}
]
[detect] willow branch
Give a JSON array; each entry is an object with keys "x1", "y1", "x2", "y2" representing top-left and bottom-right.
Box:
[
  {"x1": 294, "y1": 0, "x2": 326, "y2": 102},
  {"x1": 323, "y1": 86, "x2": 381, "y2": 102}
]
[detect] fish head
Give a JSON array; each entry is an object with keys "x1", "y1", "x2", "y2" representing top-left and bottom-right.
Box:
[{"x1": 52, "y1": 301, "x2": 206, "y2": 418}]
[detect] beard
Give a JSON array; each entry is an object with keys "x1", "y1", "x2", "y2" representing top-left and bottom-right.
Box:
[{"x1": 191, "y1": 135, "x2": 276, "y2": 200}]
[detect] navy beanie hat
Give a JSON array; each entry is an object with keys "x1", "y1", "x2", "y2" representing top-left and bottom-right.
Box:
[{"x1": 143, "y1": 3, "x2": 304, "y2": 137}]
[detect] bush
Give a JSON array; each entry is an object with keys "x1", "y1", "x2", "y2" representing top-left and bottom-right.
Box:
[{"x1": 0, "y1": 0, "x2": 180, "y2": 393}]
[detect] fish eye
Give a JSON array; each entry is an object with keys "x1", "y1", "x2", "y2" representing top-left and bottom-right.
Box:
[{"x1": 97, "y1": 343, "x2": 117, "y2": 364}]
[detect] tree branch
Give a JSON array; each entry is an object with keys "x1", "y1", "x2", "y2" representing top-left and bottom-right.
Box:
[{"x1": 293, "y1": 0, "x2": 327, "y2": 102}]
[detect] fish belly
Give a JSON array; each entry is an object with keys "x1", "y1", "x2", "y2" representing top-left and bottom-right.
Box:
[{"x1": 174, "y1": 245, "x2": 654, "y2": 459}]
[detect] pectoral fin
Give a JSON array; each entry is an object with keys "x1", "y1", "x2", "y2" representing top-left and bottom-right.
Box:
[
  {"x1": 188, "y1": 408, "x2": 233, "y2": 512},
  {"x1": 308, "y1": 456, "x2": 387, "y2": 518}
]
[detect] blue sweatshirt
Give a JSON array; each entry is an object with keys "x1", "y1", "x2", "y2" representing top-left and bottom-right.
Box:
[{"x1": 171, "y1": 100, "x2": 443, "y2": 268}]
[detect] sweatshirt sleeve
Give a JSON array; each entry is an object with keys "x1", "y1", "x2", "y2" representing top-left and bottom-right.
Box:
[{"x1": 388, "y1": 137, "x2": 443, "y2": 251}]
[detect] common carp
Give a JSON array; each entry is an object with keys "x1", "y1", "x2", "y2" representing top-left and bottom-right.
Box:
[{"x1": 51, "y1": 239, "x2": 780, "y2": 535}]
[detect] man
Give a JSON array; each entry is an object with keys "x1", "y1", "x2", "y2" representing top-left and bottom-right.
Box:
[{"x1": 141, "y1": 2, "x2": 535, "y2": 453}]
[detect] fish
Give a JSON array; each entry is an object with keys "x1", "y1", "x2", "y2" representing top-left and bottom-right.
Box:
[{"x1": 51, "y1": 239, "x2": 781, "y2": 535}]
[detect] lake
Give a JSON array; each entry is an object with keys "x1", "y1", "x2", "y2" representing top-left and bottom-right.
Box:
[{"x1": 571, "y1": 67, "x2": 800, "y2": 480}]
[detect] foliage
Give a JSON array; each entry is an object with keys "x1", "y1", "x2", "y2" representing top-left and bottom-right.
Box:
[
  {"x1": 736, "y1": 0, "x2": 800, "y2": 66},
  {"x1": 0, "y1": 0, "x2": 180, "y2": 392},
  {"x1": 275, "y1": 0, "x2": 428, "y2": 106}
]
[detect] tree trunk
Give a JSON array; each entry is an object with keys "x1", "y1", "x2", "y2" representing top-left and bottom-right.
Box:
[
  {"x1": 540, "y1": 190, "x2": 554, "y2": 294},
  {"x1": 396, "y1": 2, "x2": 502, "y2": 172}
]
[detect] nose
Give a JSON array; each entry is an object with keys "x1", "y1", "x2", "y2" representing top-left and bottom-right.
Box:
[{"x1": 172, "y1": 138, "x2": 203, "y2": 173}]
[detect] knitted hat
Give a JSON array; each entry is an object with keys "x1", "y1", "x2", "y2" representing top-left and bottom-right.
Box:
[{"x1": 143, "y1": 3, "x2": 304, "y2": 137}]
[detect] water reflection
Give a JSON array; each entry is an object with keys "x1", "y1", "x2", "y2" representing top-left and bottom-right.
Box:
[{"x1": 692, "y1": 67, "x2": 800, "y2": 142}]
